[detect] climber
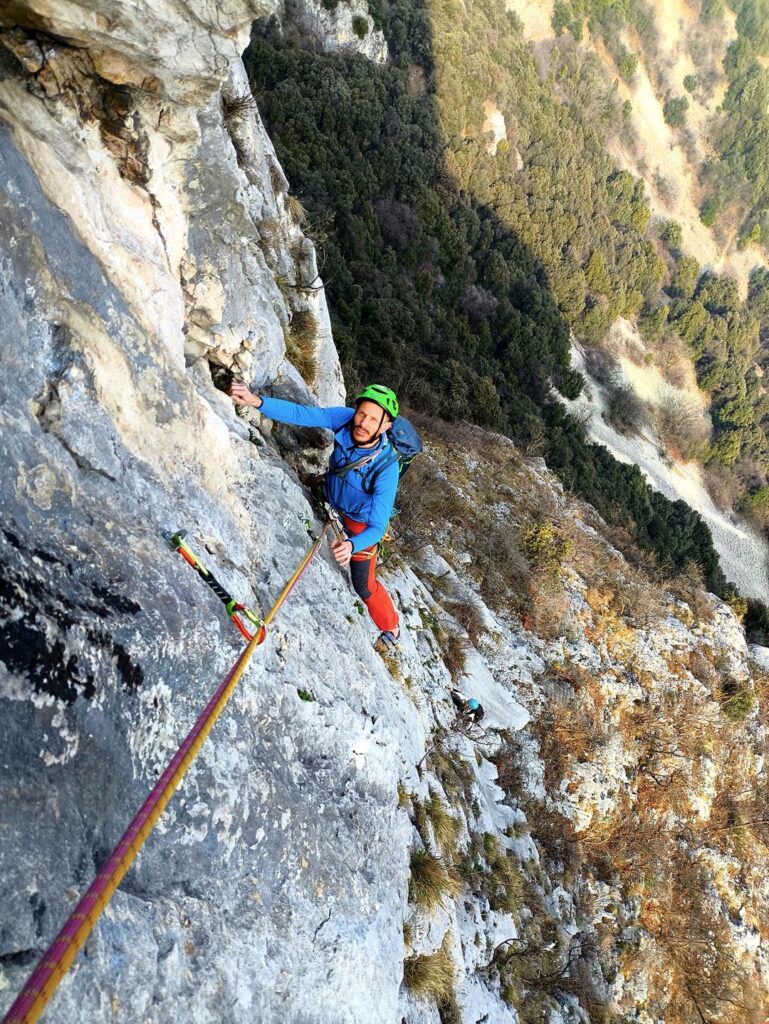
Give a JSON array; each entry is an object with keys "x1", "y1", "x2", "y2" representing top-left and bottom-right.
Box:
[
  {"x1": 229, "y1": 381, "x2": 403, "y2": 652},
  {"x1": 450, "y1": 688, "x2": 485, "y2": 724}
]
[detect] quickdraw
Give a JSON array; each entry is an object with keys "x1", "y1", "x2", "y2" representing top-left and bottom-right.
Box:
[{"x1": 168, "y1": 530, "x2": 264, "y2": 641}]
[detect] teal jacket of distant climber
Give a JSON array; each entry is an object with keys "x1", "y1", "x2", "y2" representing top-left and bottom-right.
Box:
[{"x1": 256, "y1": 395, "x2": 400, "y2": 554}]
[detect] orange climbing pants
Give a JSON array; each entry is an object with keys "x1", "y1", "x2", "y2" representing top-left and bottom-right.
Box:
[{"x1": 342, "y1": 515, "x2": 399, "y2": 633}]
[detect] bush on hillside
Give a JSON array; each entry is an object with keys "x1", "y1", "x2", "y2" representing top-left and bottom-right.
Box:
[
  {"x1": 605, "y1": 382, "x2": 646, "y2": 436},
  {"x1": 719, "y1": 679, "x2": 755, "y2": 721},
  {"x1": 739, "y1": 485, "x2": 769, "y2": 523},
  {"x1": 618, "y1": 50, "x2": 639, "y2": 80},
  {"x1": 699, "y1": 195, "x2": 720, "y2": 227},
  {"x1": 659, "y1": 219, "x2": 683, "y2": 253},
  {"x1": 654, "y1": 393, "x2": 710, "y2": 462},
  {"x1": 663, "y1": 95, "x2": 689, "y2": 127}
]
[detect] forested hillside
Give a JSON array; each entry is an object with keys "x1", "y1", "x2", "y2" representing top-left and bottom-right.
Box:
[
  {"x1": 548, "y1": 0, "x2": 769, "y2": 514},
  {"x1": 245, "y1": 0, "x2": 731, "y2": 594}
]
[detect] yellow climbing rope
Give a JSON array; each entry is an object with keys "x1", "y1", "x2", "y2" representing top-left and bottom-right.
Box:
[{"x1": 2, "y1": 523, "x2": 330, "y2": 1024}]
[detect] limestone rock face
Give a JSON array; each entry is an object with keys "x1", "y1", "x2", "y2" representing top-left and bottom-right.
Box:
[
  {"x1": 2, "y1": 4, "x2": 769, "y2": 1024},
  {"x1": 282, "y1": 0, "x2": 389, "y2": 64},
  {"x1": 0, "y1": 0, "x2": 345, "y2": 401}
]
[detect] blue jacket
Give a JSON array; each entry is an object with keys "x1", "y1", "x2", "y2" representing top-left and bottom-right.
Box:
[{"x1": 258, "y1": 395, "x2": 400, "y2": 553}]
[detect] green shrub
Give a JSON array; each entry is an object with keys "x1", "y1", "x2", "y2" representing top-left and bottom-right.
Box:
[
  {"x1": 638, "y1": 304, "x2": 668, "y2": 342},
  {"x1": 722, "y1": 585, "x2": 748, "y2": 620},
  {"x1": 667, "y1": 255, "x2": 700, "y2": 299},
  {"x1": 663, "y1": 95, "x2": 689, "y2": 127},
  {"x1": 701, "y1": 0, "x2": 724, "y2": 21},
  {"x1": 738, "y1": 223, "x2": 761, "y2": 249},
  {"x1": 720, "y1": 680, "x2": 755, "y2": 721},
  {"x1": 739, "y1": 485, "x2": 769, "y2": 523},
  {"x1": 745, "y1": 598, "x2": 769, "y2": 644},
  {"x1": 659, "y1": 219, "x2": 683, "y2": 252},
  {"x1": 352, "y1": 14, "x2": 369, "y2": 38},
  {"x1": 521, "y1": 523, "x2": 572, "y2": 571},
  {"x1": 683, "y1": 74, "x2": 698, "y2": 93},
  {"x1": 618, "y1": 51, "x2": 638, "y2": 80},
  {"x1": 552, "y1": 0, "x2": 571, "y2": 35},
  {"x1": 700, "y1": 195, "x2": 720, "y2": 227}
]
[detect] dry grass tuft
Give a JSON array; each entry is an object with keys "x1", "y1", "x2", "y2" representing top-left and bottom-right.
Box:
[
  {"x1": 286, "y1": 193, "x2": 307, "y2": 224},
  {"x1": 257, "y1": 216, "x2": 281, "y2": 257},
  {"x1": 284, "y1": 310, "x2": 318, "y2": 385},
  {"x1": 473, "y1": 522, "x2": 531, "y2": 612},
  {"x1": 396, "y1": 460, "x2": 467, "y2": 546},
  {"x1": 448, "y1": 599, "x2": 487, "y2": 644},
  {"x1": 523, "y1": 579, "x2": 571, "y2": 641},
  {"x1": 441, "y1": 632, "x2": 467, "y2": 682},
  {"x1": 403, "y1": 933, "x2": 455, "y2": 1003},
  {"x1": 222, "y1": 92, "x2": 257, "y2": 122},
  {"x1": 408, "y1": 849, "x2": 461, "y2": 911},
  {"x1": 426, "y1": 789, "x2": 462, "y2": 856},
  {"x1": 428, "y1": 746, "x2": 476, "y2": 805},
  {"x1": 532, "y1": 702, "x2": 603, "y2": 799},
  {"x1": 480, "y1": 833, "x2": 525, "y2": 913},
  {"x1": 380, "y1": 650, "x2": 403, "y2": 681},
  {"x1": 666, "y1": 563, "x2": 716, "y2": 624}
]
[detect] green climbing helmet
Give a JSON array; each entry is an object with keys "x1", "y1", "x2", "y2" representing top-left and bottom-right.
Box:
[{"x1": 354, "y1": 383, "x2": 399, "y2": 420}]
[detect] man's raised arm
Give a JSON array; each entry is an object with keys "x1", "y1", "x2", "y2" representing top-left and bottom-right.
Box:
[{"x1": 229, "y1": 383, "x2": 353, "y2": 431}]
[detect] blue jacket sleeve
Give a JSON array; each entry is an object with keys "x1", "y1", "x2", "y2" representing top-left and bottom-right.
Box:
[
  {"x1": 349, "y1": 460, "x2": 400, "y2": 553},
  {"x1": 258, "y1": 395, "x2": 354, "y2": 431}
]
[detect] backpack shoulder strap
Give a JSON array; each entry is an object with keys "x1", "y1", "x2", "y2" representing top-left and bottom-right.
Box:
[
  {"x1": 360, "y1": 447, "x2": 400, "y2": 495},
  {"x1": 329, "y1": 451, "x2": 380, "y2": 479},
  {"x1": 329, "y1": 419, "x2": 389, "y2": 480}
]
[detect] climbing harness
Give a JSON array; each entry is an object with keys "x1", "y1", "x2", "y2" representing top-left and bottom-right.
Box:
[{"x1": 2, "y1": 522, "x2": 331, "y2": 1024}]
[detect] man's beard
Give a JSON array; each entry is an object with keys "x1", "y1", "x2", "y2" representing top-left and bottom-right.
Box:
[{"x1": 353, "y1": 424, "x2": 375, "y2": 444}]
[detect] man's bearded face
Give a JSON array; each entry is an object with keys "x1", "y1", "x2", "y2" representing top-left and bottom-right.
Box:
[{"x1": 352, "y1": 400, "x2": 390, "y2": 444}]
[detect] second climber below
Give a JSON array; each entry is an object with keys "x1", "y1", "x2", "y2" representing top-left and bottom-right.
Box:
[{"x1": 229, "y1": 380, "x2": 403, "y2": 653}]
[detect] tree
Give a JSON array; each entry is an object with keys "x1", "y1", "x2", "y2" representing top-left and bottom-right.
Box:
[
  {"x1": 668, "y1": 256, "x2": 700, "y2": 300},
  {"x1": 700, "y1": 195, "x2": 720, "y2": 227},
  {"x1": 663, "y1": 95, "x2": 689, "y2": 128},
  {"x1": 659, "y1": 219, "x2": 683, "y2": 252}
]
